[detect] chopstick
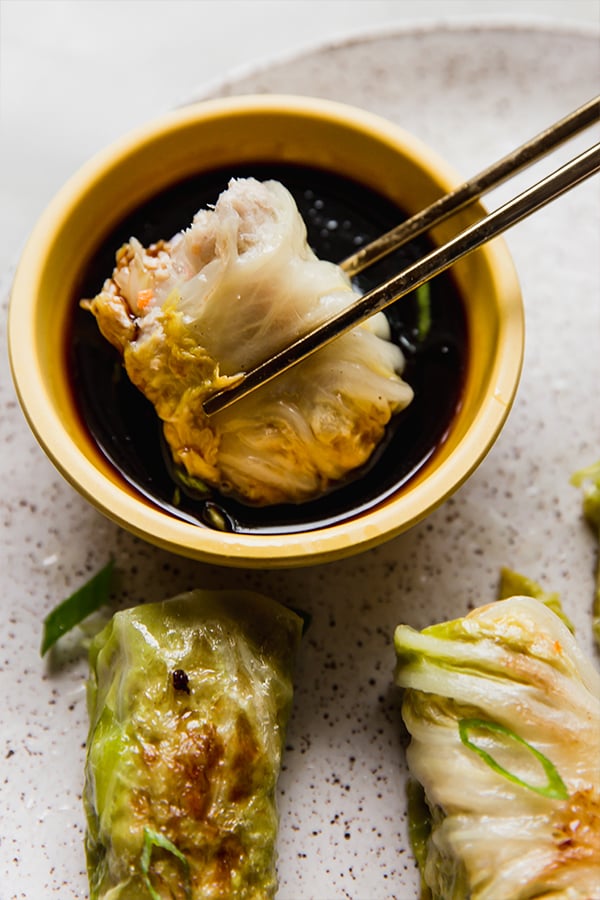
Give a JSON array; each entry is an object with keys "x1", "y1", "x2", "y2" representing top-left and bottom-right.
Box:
[
  {"x1": 340, "y1": 95, "x2": 600, "y2": 277},
  {"x1": 203, "y1": 97, "x2": 600, "y2": 417}
]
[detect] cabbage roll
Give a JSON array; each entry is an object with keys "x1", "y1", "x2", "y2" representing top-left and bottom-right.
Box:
[
  {"x1": 84, "y1": 589, "x2": 303, "y2": 899},
  {"x1": 394, "y1": 596, "x2": 600, "y2": 900},
  {"x1": 572, "y1": 460, "x2": 600, "y2": 647},
  {"x1": 82, "y1": 177, "x2": 412, "y2": 506}
]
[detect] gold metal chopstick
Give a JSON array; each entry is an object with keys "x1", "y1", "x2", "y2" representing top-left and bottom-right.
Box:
[
  {"x1": 203, "y1": 108, "x2": 600, "y2": 417},
  {"x1": 341, "y1": 95, "x2": 600, "y2": 277}
]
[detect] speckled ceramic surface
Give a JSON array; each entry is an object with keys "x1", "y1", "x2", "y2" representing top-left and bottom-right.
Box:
[{"x1": 1, "y1": 25, "x2": 599, "y2": 900}]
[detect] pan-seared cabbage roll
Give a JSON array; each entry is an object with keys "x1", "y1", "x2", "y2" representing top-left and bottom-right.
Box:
[
  {"x1": 394, "y1": 596, "x2": 600, "y2": 900},
  {"x1": 82, "y1": 177, "x2": 412, "y2": 506},
  {"x1": 84, "y1": 589, "x2": 303, "y2": 899}
]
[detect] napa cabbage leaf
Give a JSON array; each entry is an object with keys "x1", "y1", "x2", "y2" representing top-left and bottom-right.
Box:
[
  {"x1": 84, "y1": 589, "x2": 302, "y2": 899},
  {"x1": 572, "y1": 460, "x2": 600, "y2": 647},
  {"x1": 83, "y1": 178, "x2": 413, "y2": 506},
  {"x1": 394, "y1": 596, "x2": 600, "y2": 900}
]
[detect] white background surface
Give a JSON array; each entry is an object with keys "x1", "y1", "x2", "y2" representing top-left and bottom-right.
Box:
[{"x1": 1, "y1": 3, "x2": 599, "y2": 900}]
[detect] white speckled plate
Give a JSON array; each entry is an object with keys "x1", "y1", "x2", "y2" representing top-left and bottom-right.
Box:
[{"x1": 1, "y1": 25, "x2": 599, "y2": 900}]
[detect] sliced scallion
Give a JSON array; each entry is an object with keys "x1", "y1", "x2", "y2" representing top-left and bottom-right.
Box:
[
  {"x1": 458, "y1": 717, "x2": 568, "y2": 801},
  {"x1": 415, "y1": 282, "x2": 432, "y2": 341},
  {"x1": 141, "y1": 827, "x2": 191, "y2": 900},
  {"x1": 40, "y1": 558, "x2": 114, "y2": 656}
]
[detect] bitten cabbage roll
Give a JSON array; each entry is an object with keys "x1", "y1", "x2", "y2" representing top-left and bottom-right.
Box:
[
  {"x1": 394, "y1": 596, "x2": 600, "y2": 900},
  {"x1": 82, "y1": 177, "x2": 412, "y2": 506},
  {"x1": 84, "y1": 589, "x2": 303, "y2": 899}
]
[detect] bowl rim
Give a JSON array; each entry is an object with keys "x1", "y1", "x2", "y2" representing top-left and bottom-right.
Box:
[{"x1": 7, "y1": 93, "x2": 524, "y2": 567}]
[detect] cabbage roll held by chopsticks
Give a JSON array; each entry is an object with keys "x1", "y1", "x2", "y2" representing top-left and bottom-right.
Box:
[{"x1": 84, "y1": 589, "x2": 303, "y2": 899}]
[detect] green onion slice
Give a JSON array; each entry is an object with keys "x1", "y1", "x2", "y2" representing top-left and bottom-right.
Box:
[
  {"x1": 571, "y1": 459, "x2": 600, "y2": 531},
  {"x1": 415, "y1": 282, "x2": 432, "y2": 341},
  {"x1": 141, "y1": 827, "x2": 191, "y2": 900},
  {"x1": 40, "y1": 558, "x2": 114, "y2": 656},
  {"x1": 173, "y1": 465, "x2": 212, "y2": 499},
  {"x1": 458, "y1": 717, "x2": 568, "y2": 801}
]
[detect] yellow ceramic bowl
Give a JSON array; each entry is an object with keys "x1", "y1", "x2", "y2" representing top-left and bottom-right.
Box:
[{"x1": 8, "y1": 95, "x2": 523, "y2": 568}]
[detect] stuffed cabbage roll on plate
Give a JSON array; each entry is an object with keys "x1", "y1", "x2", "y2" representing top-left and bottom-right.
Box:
[
  {"x1": 84, "y1": 589, "x2": 303, "y2": 899},
  {"x1": 82, "y1": 177, "x2": 413, "y2": 507},
  {"x1": 572, "y1": 460, "x2": 600, "y2": 647},
  {"x1": 394, "y1": 594, "x2": 600, "y2": 900}
]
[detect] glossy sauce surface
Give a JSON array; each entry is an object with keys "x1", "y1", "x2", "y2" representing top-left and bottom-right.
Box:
[{"x1": 69, "y1": 164, "x2": 468, "y2": 533}]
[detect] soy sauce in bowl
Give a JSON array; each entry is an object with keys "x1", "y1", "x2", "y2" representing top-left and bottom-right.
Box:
[{"x1": 69, "y1": 163, "x2": 467, "y2": 535}]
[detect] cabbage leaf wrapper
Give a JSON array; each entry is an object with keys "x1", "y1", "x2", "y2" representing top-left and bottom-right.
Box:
[
  {"x1": 571, "y1": 460, "x2": 600, "y2": 647},
  {"x1": 84, "y1": 589, "x2": 303, "y2": 899},
  {"x1": 82, "y1": 177, "x2": 413, "y2": 506},
  {"x1": 394, "y1": 596, "x2": 600, "y2": 900}
]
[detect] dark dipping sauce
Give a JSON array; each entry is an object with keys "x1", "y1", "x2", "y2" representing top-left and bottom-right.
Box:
[{"x1": 69, "y1": 163, "x2": 467, "y2": 535}]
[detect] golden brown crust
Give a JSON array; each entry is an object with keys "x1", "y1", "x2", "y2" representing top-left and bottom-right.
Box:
[
  {"x1": 548, "y1": 788, "x2": 600, "y2": 870},
  {"x1": 130, "y1": 706, "x2": 271, "y2": 897}
]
